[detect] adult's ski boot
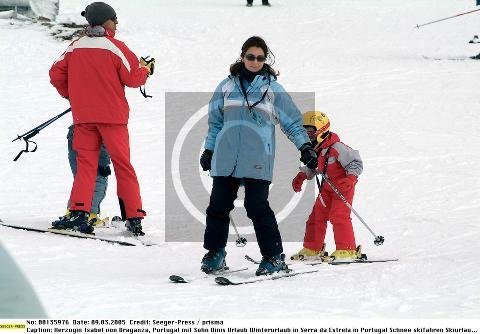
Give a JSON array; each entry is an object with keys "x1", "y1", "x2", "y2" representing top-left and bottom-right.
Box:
[
  {"x1": 201, "y1": 248, "x2": 227, "y2": 273},
  {"x1": 51, "y1": 209, "x2": 71, "y2": 228},
  {"x1": 51, "y1": 210, "x2": 93, "y2": 234},
  {"x1": 126, "y1": 218, "x2": 144, "y2": 236},
  {"x1": 255, "y1": 253, "x2": 288, "y2": 276}
]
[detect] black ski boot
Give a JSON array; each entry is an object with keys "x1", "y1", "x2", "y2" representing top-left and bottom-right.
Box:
[
  {"x1": 126, "y1": 218, "x2": 144, "y2": 236},
  {"x1": 51, "y1": 210, "x2": 93, "y2": 234},
  {"x1": 255, "y1": 254, "x2": 288, "y2": 276},
  {"x1": 201, "y1": 248, "x2": 227, "y2": 273},
  {"x1": 51, "y1": 211, "x2": 70, "y2": 228}
]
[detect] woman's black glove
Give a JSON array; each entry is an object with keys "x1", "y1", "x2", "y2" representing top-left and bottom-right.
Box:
[
  {"x1": 200, "y1": 149, "x2": 213, "y2": 171},
  {"x1": 299, "y1": 143, "x2": 318, "y2": 170}
]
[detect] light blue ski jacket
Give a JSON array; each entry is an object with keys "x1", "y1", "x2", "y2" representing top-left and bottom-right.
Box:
[{"x1": 204, "y1": 73, "x2": 309, "y2": 181}]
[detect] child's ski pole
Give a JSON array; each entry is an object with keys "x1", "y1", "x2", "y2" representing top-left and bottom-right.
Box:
[{"x1": 314, "y1": 173, "x2": 384, "y2": 246}]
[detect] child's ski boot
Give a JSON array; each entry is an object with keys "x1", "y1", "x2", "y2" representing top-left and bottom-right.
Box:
[
  {"x1": 290, "y1": 244, "x2": 328, "y2": 261},
  {"x1": 329, "y1": 245, "x2": 364, "y2": 263}
]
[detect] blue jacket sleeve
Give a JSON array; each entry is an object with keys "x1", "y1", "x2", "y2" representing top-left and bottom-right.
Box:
[
  {"x1": 204, "y1": 80, "x2": 227, "y2": 151},
  {"x1": 272, "y1": 82, "x2": 310, "y2": 149}
]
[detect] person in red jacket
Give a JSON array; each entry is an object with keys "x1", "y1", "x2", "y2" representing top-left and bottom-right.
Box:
[
  {"x1": 290, "y1": 111, "x2": 364, "y2": 261},
  {"x1": 49, "y1": 2, "x2": 154, "y2": 235}
]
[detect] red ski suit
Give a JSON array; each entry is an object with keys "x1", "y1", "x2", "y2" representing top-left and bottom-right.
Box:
[
  {"x1": 49, "y1": 28, "x2": 149, "y2": 219},
  {"x1": 293, "y1": 132, "x2": 363, "y2": 251}
]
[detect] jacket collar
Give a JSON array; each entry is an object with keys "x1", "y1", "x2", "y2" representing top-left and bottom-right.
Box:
[
  {"x1": 319, "y1": 132, "x2": 340, "y2": 149},
  {"x1": 236, "y1": 72, "x2": 270, "y2": 94},
  {"x1": 104, "y1": 28, "x2": 116, "y2": 38},
  {"x1": 85, "y1": 26, "x2": 116, "y2": 38}
]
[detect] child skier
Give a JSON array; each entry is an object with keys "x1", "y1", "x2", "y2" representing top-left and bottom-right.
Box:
[{"x1": 290, "y1": 111, "x2": 363, "y2": 261}]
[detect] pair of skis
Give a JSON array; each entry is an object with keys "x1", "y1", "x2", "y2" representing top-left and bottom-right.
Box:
[
  {"x1": 0, "y1": 217, "x2": 155, "y2": 246},
  {"x1": 169, "y1": 267, "x2": 250, "y2": 284},
  {"x1": 170, "y1": 254, "x2": 398, "y2": 286},
  {"x1": 245, "y1": 254, "x2": 397, "y2": 266}
]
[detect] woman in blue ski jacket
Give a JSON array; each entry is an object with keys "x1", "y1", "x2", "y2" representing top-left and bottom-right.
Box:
[{"x1": 199, "y1": 36, "x2": 318, "y2": 276}]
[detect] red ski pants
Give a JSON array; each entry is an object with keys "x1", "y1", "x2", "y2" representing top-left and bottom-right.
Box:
[
  {"x1": 303, "y1": 185, "x2": 356, "y2": 251},
  {"x1": 69, "y1": 123, "x2": 145, "y2": 219}
]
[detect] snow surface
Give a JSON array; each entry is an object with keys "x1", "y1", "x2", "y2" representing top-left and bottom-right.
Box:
[
  {"x1": 1, "y1": 0, "x2": 480, "y2": 319},
  {"x1": 29, "y1": 0, "x2": 59, "y2": 21},
  {"x1": 0, "y1": 0, "x2": 29, "y2": 6},
  {"x1": 0, "y1": 0, "x2": 59, "y2": 20}
]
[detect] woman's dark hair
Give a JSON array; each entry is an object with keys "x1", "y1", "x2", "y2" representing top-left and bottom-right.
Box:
[{"x1": 230, "y1": 36, "x2": 278, "y2": 78}]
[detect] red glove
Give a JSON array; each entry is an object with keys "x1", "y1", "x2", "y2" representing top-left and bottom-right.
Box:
[
  {"x1": 335, "y1": 174, "x2": 358, "y2": 192},
  {"x1": 292, "y1": 172, "x2": 307, "y2": 192}
]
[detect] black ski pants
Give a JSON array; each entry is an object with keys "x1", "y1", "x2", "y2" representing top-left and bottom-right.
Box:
[{"x1": 204, "y1": 176, "x2": 283, "y2": 257}]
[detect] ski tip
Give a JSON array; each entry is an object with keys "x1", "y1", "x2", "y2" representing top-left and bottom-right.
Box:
[
  {"x1": 244, "y1": 255, "x2": 257, "y2": 264},
  {"x1": 215, "y1": 276, "x2": 234, "y2": 285},
  {"x1": 169, "y1": 275, "x2": 188, "y2": 283}
]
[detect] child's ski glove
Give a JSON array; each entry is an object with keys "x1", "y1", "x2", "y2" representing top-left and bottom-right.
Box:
[{"x1": 292, "y1": 172, "x2": 307, "y2": 192}]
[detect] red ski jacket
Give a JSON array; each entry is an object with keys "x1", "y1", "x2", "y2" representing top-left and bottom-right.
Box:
[
  {"x1": 315, "y1": 132, "x2": 363, "y2": 180},
  {"x1": 49, "y1": 29, "x2": 149, "y2": 125}
]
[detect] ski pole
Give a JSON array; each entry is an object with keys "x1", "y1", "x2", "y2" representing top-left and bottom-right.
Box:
[
  {"x1": 12, "y1": 107, "x2": 71, "y2": 161},
  {"x1": 229, "y1": 214, "x2": 247, "y2": 247},
  {"x1": 315, "y1": 173, "x2": 384, "y2": 246},
  {"x1": 415, "y1": 8, "x2": 480, "y2": 29}
]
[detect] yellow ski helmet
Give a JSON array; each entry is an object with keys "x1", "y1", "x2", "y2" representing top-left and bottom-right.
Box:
[{"x1": 303, "y1": 111, "x2": 330, "y2": 142}]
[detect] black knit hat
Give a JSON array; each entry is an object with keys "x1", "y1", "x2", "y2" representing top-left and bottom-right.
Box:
[{"x1": 81, "y1": 2, "x2": 116, "y2": 26}]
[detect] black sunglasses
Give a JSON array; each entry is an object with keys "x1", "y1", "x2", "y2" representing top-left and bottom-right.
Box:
[{"x1": 245, "y1": 54, "x2": 266, "y2": 62}]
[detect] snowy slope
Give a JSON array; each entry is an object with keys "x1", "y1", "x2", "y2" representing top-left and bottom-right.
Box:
[
  {"x1": 29, "y1": 0, "x2": 59, "y2": 21},
  {"x1": 1, "y1": 0, "x2": 480, "y2": 318}
]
